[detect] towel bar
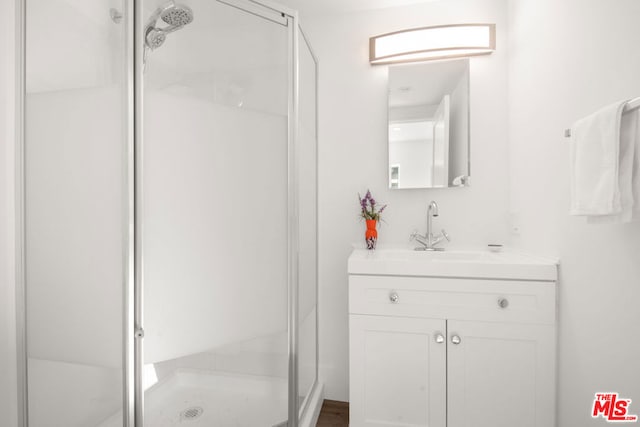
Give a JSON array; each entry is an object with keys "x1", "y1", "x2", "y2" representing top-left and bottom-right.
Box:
[{"x1": 564, "y1": 97, "x2": 640, "y2": 137}]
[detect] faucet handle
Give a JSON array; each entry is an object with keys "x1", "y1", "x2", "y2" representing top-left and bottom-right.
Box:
[
  {"x1": 441, "y1": 229, "x2": 451, "y2": 242},
  {"x1": 409, "y1": 230, "x2": 420, "y2": 241}
]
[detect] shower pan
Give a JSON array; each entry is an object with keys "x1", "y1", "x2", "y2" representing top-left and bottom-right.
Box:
[{"x1": 16, "y1": 0, "x2": 319, "y2": 426}]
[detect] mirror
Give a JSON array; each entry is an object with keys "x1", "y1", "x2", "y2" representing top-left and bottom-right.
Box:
[{"x1": 388, "y1": 59, "x2": 470, "y2": 189}]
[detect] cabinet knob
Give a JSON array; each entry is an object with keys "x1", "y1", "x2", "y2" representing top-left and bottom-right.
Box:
[
  {"x1": 451, "y1": 335, "x2": 461, "y2": 345},
  {"x1": 389, "y1": 292, "x2": 399, "y2": 303},
  {"x1": 434, "y1": 333, "x2": 445, "y2": 344},
  {"x1": 497, "y1": 298, "x2": 509, "y2": 309}
]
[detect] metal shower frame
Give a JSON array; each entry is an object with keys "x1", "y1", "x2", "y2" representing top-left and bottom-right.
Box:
[{"x1": 14, "y1": 0, "x2": 320, "y2": 425}]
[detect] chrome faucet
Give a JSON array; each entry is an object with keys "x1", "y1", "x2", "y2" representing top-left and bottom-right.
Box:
[{"x1": 411, "y1": 200, "x2": 450, "y2": 251}]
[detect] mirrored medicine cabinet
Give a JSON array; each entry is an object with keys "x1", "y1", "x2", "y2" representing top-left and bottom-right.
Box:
[{"x1": 388, "y1": 58, "x2": 470, "y2": 189}]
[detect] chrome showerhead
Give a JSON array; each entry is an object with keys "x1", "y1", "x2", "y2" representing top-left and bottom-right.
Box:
[
  {"x1": 145, "y1": 2, "x2": 193, "y2": 50},
  {"x1": 160, "y1": 4, "x2": 193, "y2": 27},
  {"x1": 145, "y1": 27, "x2": 167, "y2": 50}
]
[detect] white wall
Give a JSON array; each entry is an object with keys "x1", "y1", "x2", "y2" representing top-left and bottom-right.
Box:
[
  {"x1": 0, "y1": 0, "x2": 18, "y2": 425},
  {"x1": 507, "y1": 1, "x2": 640, "y2": 425},
  {"x1": 304, "y1": 0, "x2": 510, "y2": 401}
]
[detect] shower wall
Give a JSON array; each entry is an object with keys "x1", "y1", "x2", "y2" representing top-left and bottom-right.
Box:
[
  {"x1": 143, "y1": 91, "x2": 289, "y2": 364},
  {"x1": 26, "y1": 88, "x2": 124, "y2": 426},
  {"x1": 27, "y1": 87, "x2": 123, "y2": 368}
]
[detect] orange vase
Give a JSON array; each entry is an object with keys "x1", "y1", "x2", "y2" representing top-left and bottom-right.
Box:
[{"x1": 365, "y1": 219, "x2": 378, "y2": 250}]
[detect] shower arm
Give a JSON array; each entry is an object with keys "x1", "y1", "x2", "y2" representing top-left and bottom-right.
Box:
[{"x1": 145, "y1": 8, "x2": 163, "y2": 28}]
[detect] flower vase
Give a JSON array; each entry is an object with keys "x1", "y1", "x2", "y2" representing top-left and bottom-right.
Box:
[{"x1": 365, "y1": 219, "x2": 378, "y2": 250}]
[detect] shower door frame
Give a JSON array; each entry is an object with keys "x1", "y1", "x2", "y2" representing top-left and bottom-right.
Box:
[
  {"x1": 14, "y1": 0, "x2": 319, "y2": 426},
  {"x1": 15, "y1": 0, "x2": 27, "y2": 425},
  {"x1": 296, "y1": 25, "x2": 320, "y2": 423}
]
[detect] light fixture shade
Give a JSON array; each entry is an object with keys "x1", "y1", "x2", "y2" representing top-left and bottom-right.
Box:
[{"x1": 370, "y1": 23, "x2": 496, "y2": 65}]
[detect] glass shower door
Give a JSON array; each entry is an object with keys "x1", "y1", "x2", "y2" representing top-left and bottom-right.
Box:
[
  {"x1": 297, "y1": 31, "x2": 318, "y2": 413},
  {"x1": 140, "y1": 0, "x2": 290, "y2": 425},
  {"x1": 24, "y1": 1, "x2": 128, "y2": 426}
]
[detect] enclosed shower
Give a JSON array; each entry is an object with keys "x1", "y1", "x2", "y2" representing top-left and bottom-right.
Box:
[{"x1": 18, "y1": 0, "x2": 319, "y2": 426}]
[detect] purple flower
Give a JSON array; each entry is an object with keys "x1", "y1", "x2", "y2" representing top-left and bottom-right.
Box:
[
  {"x1": 358, "y1": 193, "x2": 367, "y2": 211},
  {"x1": 357, "y1": 190, "x2": 387, "y2": 221}
]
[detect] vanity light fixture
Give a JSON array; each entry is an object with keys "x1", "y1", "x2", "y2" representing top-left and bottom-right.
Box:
[{"x1": 369, "y1": 23, "x2": 495, "y2": 65}]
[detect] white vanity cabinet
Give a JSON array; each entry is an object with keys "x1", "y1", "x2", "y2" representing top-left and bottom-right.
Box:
[
  {"x1": 348, "y1": 250, "x2": 557, "y2": 427},
  {"x1": 350, "y1": 314, "x2": 447, "y2": 426}
]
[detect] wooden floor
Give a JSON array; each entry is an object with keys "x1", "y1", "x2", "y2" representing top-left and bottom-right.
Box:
[{"x1": 316, "y1": 400, "x2": 349, "y2": 427}]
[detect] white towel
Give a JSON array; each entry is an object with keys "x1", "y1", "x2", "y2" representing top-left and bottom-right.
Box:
[
  {"x1": 587, "y1": 107, "x2": 639, "y2": 224},
  {"x1": 570, "y1": 100, "x2": 628, "y2": 216},
  {"x1": 632, "y1": 109, "x2": 640, "y2": 221}
]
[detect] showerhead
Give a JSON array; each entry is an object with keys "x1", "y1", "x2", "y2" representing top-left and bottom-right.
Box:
[
  {"x1": 145, "y1": 27, "x2": 167, "y2": 50},
  {"x1": 145, "y1": 2, "x2": 193, "y2": 50},
  {"x1": 160, "y1": 4, "x2": 194, "y2": 27}
]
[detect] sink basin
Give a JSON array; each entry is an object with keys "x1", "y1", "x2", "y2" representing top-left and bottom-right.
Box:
[
  {"x1": 371, "y1": 250, "x2": 497, "y2": 262},
  {"x1": 348, "y1": 248, "x2": 558, "y2": 281}
]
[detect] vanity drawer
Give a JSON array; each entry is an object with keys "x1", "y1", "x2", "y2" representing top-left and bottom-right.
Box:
[{"x1": 349, "y1": 274, "x2": 556, "y2": 324}]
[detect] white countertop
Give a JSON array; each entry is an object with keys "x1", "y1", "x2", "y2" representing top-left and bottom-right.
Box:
[{"x1": 348, "y1": 247, "x2": 558, "y2": 281}]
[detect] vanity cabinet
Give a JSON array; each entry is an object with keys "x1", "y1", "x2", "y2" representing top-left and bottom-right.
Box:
[
  {"x1": 350, "y1": 315, "x2": 447, "y2": 426},
  {"x1": 348, "y1": 272, "x2": 557, "y2": 427}
]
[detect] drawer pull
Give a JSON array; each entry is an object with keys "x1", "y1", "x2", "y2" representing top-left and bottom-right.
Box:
[
  {"x1": 451, "y1": 335, "x2": 461, "y2": 345},
  {"x1": 434, "y1": 333, "x2": 445, "y2": 344},
  {"x1": 498, "y1": 298, "x2": 509, "y2": 309},
  {"x1": 389, "y1": 292, "x2": 399, "y2": 303}
]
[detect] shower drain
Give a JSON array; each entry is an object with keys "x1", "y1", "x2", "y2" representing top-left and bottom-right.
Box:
[{"x1": 180, "y1": 406, "x2": 204, "y2": 421}]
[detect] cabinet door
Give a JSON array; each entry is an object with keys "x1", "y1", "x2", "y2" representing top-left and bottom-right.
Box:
[
  {"x1": 447, "y1": 321, "x2": 555, "y2": 427},
  {"x1": 349, "y1": 315, "x2": 447, "y2": 427}
]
